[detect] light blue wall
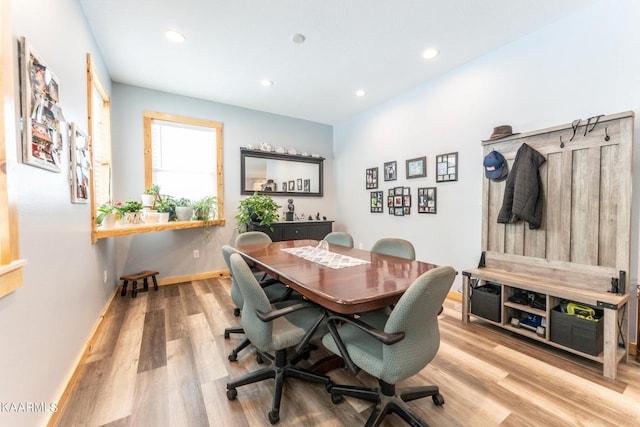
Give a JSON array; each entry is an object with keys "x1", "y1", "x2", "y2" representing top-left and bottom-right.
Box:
[
  {"x1": 333, "y1": 0, "x2": 639, "y2": 339},
  {"x1": 1, "y1": 1, "x2": 115, "y2": 426},
  {"x1": 110, "y1": 84, "x2": 334, "y2": 279}
]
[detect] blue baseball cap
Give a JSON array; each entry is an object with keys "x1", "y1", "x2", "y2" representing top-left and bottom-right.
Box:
[{"x1": 483, "y1": 150, "x2": 508, "y2": 181}]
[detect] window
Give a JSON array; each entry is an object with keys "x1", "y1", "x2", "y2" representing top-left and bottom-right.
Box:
[
  {"x1": 143, "y1": 111, "x2": 224, "y2": 216},
  {"x1": 87, "y1": 54, "x2": 112, "y2": 242}
]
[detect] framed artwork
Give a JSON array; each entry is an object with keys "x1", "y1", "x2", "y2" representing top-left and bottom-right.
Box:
[
  {"x1": 370, "y1": 191, "x2": 384, "y2": 213},
  {"x1": 297, "y1": 178, "x2": 302, "y2": 190},
  {"x1": 384, "y1": 161, "x2": 397, "y2": 181},
  {"x1": 366, "y1": 167, "x2": 378, "y2": 189},
  {"x1": 282, "y1": 181, "x2": 288, "y2": 192},
  {"x1": 390, "y1": 187, "x2": 411, "y2": 215},
  {"x1": 288, "y1": 180, "x2": 295, "y2": 191},
  {"x1": 418, "y1": 187, "x2": 437, "y2": 214},
  {"x1": 19, "y1": 37, "x2": 65, "y2": 172},
  {"x1": 303, "y1": 179, "x2": 310, "y2": 192},
  {"x1": 436, "y1": 152, "x2": 458, "y2": 182},
  {"x1": 70, "y1": 123, "x2": 90, "y2": 203},
  {"x1": 406, "y1": 156, "x2": 426, "y2": 179}
]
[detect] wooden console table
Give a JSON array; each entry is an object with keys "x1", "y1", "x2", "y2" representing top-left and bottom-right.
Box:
[{"x1": 250, "y1": 220, "x2": 333, "y2": 242}]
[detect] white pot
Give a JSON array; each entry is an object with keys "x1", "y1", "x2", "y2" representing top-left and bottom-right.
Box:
[
  {"x1": 101, "y1": 213, "x2": 117, "y2": 229},
  {"x1": 141, "y1": 194, "x2": 156, "y2": 208},
  {"x1": 143, "y1": 210, "x2": 160, "y2": 224},
  {"x1": 158, "y1": 212, "x2": 170, "y2": 223},
  {"x1": 119, "y1": 211, "x2": 142, "y2": 225},
  {"x1": 175, "y1": 206, "x2": 193, "y2": 221}
]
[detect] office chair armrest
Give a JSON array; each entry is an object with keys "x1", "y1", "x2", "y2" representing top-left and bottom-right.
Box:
[
  {"x1": 256, "y1": 301, "x2": 320, "y2": 322},
  {"x1": 327, "y1": 314, "x2": 405, "y2": 345}
]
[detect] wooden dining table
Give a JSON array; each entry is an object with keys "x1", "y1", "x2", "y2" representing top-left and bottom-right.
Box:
[{"x1": 234, "y1": 239, "x2": 440, "y2": 315}]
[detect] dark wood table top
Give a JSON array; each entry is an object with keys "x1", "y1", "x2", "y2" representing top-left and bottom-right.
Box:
[{"x1": 235, "y1": 239, "x2": 439, "y2": 314}]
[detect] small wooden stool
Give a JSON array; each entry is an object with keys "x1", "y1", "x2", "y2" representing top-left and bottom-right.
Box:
[{"x1": 120, "y1": 271, "x2": 159, "y2": 298}]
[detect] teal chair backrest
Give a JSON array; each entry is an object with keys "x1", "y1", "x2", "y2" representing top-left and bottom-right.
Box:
[
  {"x1": 324, "y1": 232, "x2": 354, "y2": 248},
  {"x1": 371, "y1": 238, "x2": 415, "y2": 260},
  {"x1": 235, "y1": 231, "x2": 272, "y2": 247},
  {"x1": 380, "y1": 266, "x2": 455, "y2": 384},
  {"x1": 221, "y1": 245, "x2": 243, "y2": 309}
]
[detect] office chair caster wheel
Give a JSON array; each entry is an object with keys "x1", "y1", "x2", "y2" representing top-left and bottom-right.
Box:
[
  {"x1": 233, "y1": 308, "x2": 241, "y2": 317},
  {"x1": 330, "y1": 393, "x2": 344, "y2": 404},
  {"x1": 228, "y1": 351, "x2": 238, "y2": 362},
  {"x1": 432, "y1": 393, "x2": 445, "y2": 406},
  {"x1": 224, "y1": 331, "x2": 230, "y2": 339},
  {"x1": 226, "y1": 388, "x2": 237, "y2": 400},
  {"x1": 268, "y1": 409, "x2": 279, "y2": 424}
]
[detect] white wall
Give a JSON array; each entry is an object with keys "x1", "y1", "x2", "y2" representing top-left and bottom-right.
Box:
[
  {"x1": 333, "y1": 0, "x2": 639, "y2": 340},
  {"x1": 110, "y1": 84, "x2": 334, "y2": 279},
  {"x1": 0, "y1": 1, "x2": 115, "y2": 426}
]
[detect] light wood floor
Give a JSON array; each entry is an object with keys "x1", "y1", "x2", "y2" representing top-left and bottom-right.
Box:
[{"x1": 52, "y1": 278, "x2": 640, "y2": 427}]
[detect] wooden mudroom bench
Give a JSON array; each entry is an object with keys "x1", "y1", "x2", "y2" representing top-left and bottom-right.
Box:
[
  {"x1": 462, "y1": 252, "x2": 629, "y2": 379},
  {"x1": 464, "y1": 111, "x2": 634, "y2": 380}
]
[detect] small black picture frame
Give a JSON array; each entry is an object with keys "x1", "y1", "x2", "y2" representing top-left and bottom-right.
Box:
[
  {"x1": 436, "y1": 152, "x2": 458, "y2": 182},
  {"x1": 370, "y1": 191, "x2": 384, "y2": 213},
  {"x1": 297, "y1": 178, "x2": 302, "y2": 190},
  {"x1": 288, "y1": 180, "x2": 295, "y2": 191},
  {"x1": 384, "y1": 161, "x2": 397, "y2": 181},
  {"x1": 418, "y1": 187, "x2": 437, "y2": 214},
  {"x1": 366, "y1": 167, "x2": 378, "y2": 189},
  {"x1": 303, "y1": 179, "x2": 310, "y2": 192},
  {"x1": 406, "y1": 156, "x2": 426, "y2": 179}
]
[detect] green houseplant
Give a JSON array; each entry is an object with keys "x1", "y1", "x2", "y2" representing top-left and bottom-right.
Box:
[
  {"x1": 155, "y1": 195, "x2": 176, "y2": 222},
  {"x1": 141, "y1": 184, "x2": 160, "y2": 208},
  {"x1": 192, "y1": 196, "x2": 218, "y2": 221},
  {"x1": 236, "y1": 193, "x2": 280, "y2": 232}
]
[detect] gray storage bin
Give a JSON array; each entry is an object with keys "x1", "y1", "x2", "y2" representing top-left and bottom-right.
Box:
[
  {"x1": 550, "y1": 304, "x2": 603, "y2": 356},
  {"x1": 471, "y1": 283, "x2": 501, "y2": 323}
]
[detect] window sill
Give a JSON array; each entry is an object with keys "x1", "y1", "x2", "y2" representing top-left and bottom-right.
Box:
[
  {"x1": 93, "y1": 219, "x2": 226, "y2": 241},
  {"x1": 0, "y1": 259, "x2": 27, "y2": 298}
]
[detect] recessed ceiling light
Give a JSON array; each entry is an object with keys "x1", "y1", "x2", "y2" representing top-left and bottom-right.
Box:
[
  {"x1": 355, "y1": 89, "x2": 366, "y2": 97},
  {"x1": 291, "y1": 33, "x2": 306, "y2": 44},
  {"x1": 261, "y1": 79, "x2": 274, "y2": 87},
  {"x1": 422, "y1": 48, "x2": 439, "y2": 59},
  {"x1": 165, "y1": 30, "x2": 185, "y2": 43}
]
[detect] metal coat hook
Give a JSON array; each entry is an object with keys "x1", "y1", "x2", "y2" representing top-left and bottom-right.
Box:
[
  {"x1": 604, "y1": 127, "x2": 610, "y2": 141},
  {"x1": 560, "y1": 135, "x2": 565, "y2": 148}
]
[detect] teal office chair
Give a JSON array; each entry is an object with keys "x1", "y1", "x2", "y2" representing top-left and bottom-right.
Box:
[
  {"x1": 235, "y1": 230, "x2": 273, "y2": 246},
  {"x1": 371, "y1": 237, "x2": 416, "y2": 260},
  {"x1": 226, "y1": 253, "x2": 331, "y2": 424},
  {"x1": 323, "y1": 231, "x2": 354, "y2": 248},
  {"x1": 221, "y1": 245, "x2": 291, "y2": 362},
  {"x1": 321, "y1": 266, "x2": 456, "y2": 427}
]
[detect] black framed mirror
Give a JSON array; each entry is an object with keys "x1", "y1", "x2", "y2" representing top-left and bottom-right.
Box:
[{"x1": 240, "y1": 149, "x2": 324, "y2": 197}]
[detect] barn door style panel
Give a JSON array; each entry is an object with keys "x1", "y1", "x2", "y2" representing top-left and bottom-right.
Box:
[{"x1": 482, "y1": 111, "x2": 633, "y2": 291}]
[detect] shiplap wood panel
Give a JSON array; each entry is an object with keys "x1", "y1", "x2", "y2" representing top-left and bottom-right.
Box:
[{"x1": 481, "y1": 111, "x2": 633, "y2": 292}]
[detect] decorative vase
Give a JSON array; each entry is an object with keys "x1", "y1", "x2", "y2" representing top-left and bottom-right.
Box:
[
  {"x1": 175, "y1": 206, "x2": 193, "y2": 221},
  {"x1": 101, "y1": 213, "x2": 117, "y2": 229},
  {"x1": 119, "y1": 211, "x2": 142, "y2": 225}
]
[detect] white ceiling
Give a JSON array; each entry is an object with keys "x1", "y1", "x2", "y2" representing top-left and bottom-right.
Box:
[{"x1": 79, "y1": 0, "x2": 596, "y2": 125}]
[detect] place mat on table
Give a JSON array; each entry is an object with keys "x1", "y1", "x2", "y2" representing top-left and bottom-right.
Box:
[{"x1": 281, "y1": 246, "x2": 371, "y2": 269}]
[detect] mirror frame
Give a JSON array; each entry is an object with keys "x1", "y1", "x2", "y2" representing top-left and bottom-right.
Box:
[{"x1": 240, "y1": 148, "x2": 324, "y2": 197}]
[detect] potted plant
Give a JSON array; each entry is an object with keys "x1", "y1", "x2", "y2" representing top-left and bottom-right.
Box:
[
  {"x1": 192, "y1": 195, "x2": 218, "y2": 221},
  {"x1": 96, "y1": 203, "x2": 118, "y2": 228},
  {"x1": 236, "y1": 193, "x2": 280, "y2": 232},
  {"x1": 175, "y1": 197, "x2": 193, "y2": 221},
  {"x1": 141, "y1": 184, "x2": 160, "y2": 209},
  {"x1": 155, "y1": 195, "x2": 176, "y2": 222},
  {"x1": 114, "y1": 200, "x2": 143, "y2": 225}
]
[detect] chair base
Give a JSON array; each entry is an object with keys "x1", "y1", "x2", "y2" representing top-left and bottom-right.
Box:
[
  {"x1": 329, "y1": 379, "x2": 444, "y2": 427},
  {"x1": 227, "y1": 348, "x2": 331, "y2": 424}
]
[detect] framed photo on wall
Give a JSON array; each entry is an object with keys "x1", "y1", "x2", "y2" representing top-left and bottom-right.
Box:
[
  {"x1": 418, "y1": 187, "x2": 437, "y2": 214},
  {"x1": 406, "y1": 156, "x2": 426, "y2": 179},
  {"x1": 384, "y1": 161, "x2": 397, "y2": 181},
  {"x1": 70, "y1": 123, "x2": 90, "y2": 203},
  {"x1": 366, "y1": 167, "x2": 378, "y2": 189},
  {"x1": 370, "y1": 191, "x2": 384, "y2": 213},
  {"x1": 436, "y1": 152, "x2": 458, "y2": 182},
  {"x1": 19, "y1": 37, "x2": 65, "y2": 172}
]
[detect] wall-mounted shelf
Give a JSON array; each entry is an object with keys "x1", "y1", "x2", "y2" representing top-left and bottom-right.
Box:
[{"x1": 93, "y1": 219, "x2": 225, "y2": 241}]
